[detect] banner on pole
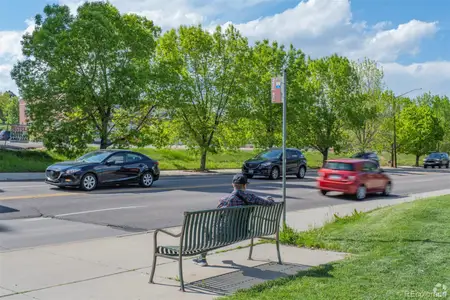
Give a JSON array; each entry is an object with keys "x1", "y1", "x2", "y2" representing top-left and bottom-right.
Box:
[{"x1": 271, "y1": 77, "x2": 282, "y2": 103}]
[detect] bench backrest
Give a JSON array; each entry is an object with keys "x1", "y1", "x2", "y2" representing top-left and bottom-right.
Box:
[{"x1": 180, "y1": 202, "x2": 284, "y2": 253}]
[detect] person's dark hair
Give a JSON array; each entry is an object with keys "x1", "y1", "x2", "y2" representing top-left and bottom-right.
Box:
[{"x1": 232, "y1": 173, "x2": 248, "y2": 185}]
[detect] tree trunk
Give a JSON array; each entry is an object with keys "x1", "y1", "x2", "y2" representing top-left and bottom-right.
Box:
[
  {"x1": 321, "y1": 148, "x2": 329, "y2": 167},
  {"x1": 390, "y1": 143, "x2": 394, "y2": 167},
  {"x1": 200, "y1": 149, "x2": 207, "y2": 171},
  {"x1": 100, "y1": 114, "x2": 110, "y2": 149},
  {"x1": 415, "y1": 155, "x2": 420, "y2": 167}
]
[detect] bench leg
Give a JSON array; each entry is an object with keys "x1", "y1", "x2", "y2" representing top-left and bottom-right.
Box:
[
  {"x1": 179, "y1": 254, "x2": 185, "y2": 292},
  {"x1": 248, "y1": 238, "x2": 254, "y2": 260},
  {"x1": 276, "y1": 232, "x2": 282, "y2": 264},
  {"x1": 149, "y1": 254, "x2": 158, "y2": 283}
]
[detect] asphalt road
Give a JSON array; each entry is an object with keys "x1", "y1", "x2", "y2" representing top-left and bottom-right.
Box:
[{"x1": 0, "y1": 168, "x2": 449, "y2": 250}]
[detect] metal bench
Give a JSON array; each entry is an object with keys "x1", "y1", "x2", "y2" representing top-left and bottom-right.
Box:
[{"x1": 149, "y1": 202, "x2": 285, "y2": 291}]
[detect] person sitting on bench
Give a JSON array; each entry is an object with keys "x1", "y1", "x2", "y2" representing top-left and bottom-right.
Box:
[{"x1": 192, "y1": 173, "x2": 276, "y2": 267}]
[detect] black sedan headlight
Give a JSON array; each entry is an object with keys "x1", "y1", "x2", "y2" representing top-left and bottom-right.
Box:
[{"x1": 64, "y1": 168, "x2": 82, "y2": 175}]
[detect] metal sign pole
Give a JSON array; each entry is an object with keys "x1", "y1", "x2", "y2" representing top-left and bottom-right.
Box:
[
  {"x1": 282, "y1": 69, "x2": 287, "y2": 226},
  {"x1": 271, "y1": 71, "x2": 287, "y2": 226}
]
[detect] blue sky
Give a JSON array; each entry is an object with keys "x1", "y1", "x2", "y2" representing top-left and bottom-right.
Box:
[{"x1": 1, "y1": 0, "x2": 450, "y2": 96}]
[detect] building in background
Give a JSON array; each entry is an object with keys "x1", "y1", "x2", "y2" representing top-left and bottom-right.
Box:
[{"x1": 19, "y1": 99, "x2": 27, "y2": 125}]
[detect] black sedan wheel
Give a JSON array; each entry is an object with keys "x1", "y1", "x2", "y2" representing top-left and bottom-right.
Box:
[
  {"x1": 139, "y1": 171, "x2": 154, "y2": 188},
  {"x1": 297, "y1": 166, "x2": 306, "y2": 179},
  {"x1": 269, "y1": 167, "x2": 280, "y2": 180},
  {"x1": 80, "y1": 173, "x2": 98, "y2": 191}
]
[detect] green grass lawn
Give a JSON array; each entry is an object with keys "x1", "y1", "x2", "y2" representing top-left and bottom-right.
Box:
[
  {"x1": 0, "y1": 148, "x2": 259, "y2": 172},
  {"x1": 0, "y1": 147, "x2": 417, "y2": 172},
  {"x1": 224, "y1": 195, "x2": 450, "y2": 300}
]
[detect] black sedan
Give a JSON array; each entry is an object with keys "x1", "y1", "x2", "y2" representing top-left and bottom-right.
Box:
[
  {"x1": 242, "y1": 148, "x2": 307, "y2": 180},
  {"x1": 45, "y1": 150, "x2": 160, "y2": 191}
]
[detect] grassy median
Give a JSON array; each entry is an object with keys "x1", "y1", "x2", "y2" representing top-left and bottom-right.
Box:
[
  {"x1": 224, "y1": 195, "x2": 450, "y2": 300},
  {"x1": 0, "y1": 147, "x2": 416, "y2": 172}
]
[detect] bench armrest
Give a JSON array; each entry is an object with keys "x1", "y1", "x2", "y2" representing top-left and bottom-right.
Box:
[{"x1": 153, "y1": 228, "x2": 182, "y2": 249}]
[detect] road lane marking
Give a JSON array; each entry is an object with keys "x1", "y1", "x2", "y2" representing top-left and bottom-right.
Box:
[
  {"x1": 0, "y1": 193, "x2": 78, "y2": 201},
  {"x1": 0, "y1": 185, "x2": 45, "y2": 189},
  {"x1": 54, "y1": 206, "x2": 148, "y2": 217},
  {"x1": 23, "y1": 217, "x2": 52, "y2": 222}
]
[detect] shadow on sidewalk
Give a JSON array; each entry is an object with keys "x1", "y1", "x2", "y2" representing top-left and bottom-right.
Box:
[{"x1": 180, "y1": 260, "x2": 333, "y2": 296}]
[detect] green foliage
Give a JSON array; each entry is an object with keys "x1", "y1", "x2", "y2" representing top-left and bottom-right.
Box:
[
  {"x1": 156, "y1": 24, "x2": 251, "y2": 170},
  {"x1": 11, "y1": 2, "x2": 161, "y2": 156},
  {"x1": 244, "y1": 40, "x2": 303, "y2": 149},
  {"x1": 416, "y1": 93, "x2": 450, "y2": 152},
  {"x1": 295, "y1": 55, "x2": 358, "y2": 164},
  {"x1": 0, "y1": 92, "x2": 19, "y2": 124},
  {"x1": 397, "y1": 102, "x2": 444, "y2": 165},
  {"x1": 345, "y1": 58, "x2": 385, "y2": 152}
]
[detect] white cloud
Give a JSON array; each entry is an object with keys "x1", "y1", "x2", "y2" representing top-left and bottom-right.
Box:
[
  {"x1": 227, "y1": 0, "x2": 438, "y2": 63},
  {"x1": 0, "y1": 64, "x2": 15, "y2": 93},
  {"x1": 0, "y1": 19, "x2": 34, "y2": 94},
  {"x1": 382, "y1": 61, "x2": 450, "y2": 97},
  {"x1": 0, "y1": 20, "x2": 34, "y2": 60},
  {"x1": 354, "y1": 20, "x2": 438, "y2": 62},
  {"x1": 227, "y1": 0, "x2": 353, "y2": 41}
]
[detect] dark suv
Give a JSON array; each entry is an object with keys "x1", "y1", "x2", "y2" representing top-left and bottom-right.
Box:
[
  {"x1": 351, "y1": 152, "x2": 380, "y2": 167},
  {"x1": 242, "y1": 148, "x2": 307, "y2": 180},
  {"x1": 423, "y1": 152, "x2": 449, "y2": 168}
]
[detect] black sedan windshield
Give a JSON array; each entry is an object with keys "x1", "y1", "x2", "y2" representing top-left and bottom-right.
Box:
[
  {"x1": 255, "y1": 150, "x2": 282, "y2": 160},
  {"x1": 76, "y1": 151, "x2": 111, "y2": 163},
  {"x1": 428, "y1": 153, "x2": 441, "y2": 159}
]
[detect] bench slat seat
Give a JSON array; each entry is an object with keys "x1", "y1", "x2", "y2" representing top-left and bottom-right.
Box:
[{"x1": 149, "y1": 202, "x2": 285, "y2": 291}]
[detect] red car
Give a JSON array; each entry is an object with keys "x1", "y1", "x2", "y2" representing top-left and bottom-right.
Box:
[{"x1": 317, "y1": 159, "x2": 392, "y2": 200}]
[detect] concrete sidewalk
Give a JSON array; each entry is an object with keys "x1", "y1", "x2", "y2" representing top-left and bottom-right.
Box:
[
  {"x1": 1, "y1": 189, "x2": 450, "y2": 300},
  {"x1": 0, "y1": 169, "x2": 243, "y2": 182}
]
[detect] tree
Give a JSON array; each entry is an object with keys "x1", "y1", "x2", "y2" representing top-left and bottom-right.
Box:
[
  {"x1": 416, "y1": 93, "x2": 450, "y2": 153},
  {"x1": 295, "y1": 55, "x2": 358, "y2": 165},
  {"x1": 0, "y1": 93, "x2": 10, "y2": 124},
  {"x1": 11, "y1": 2, "x2": 161, "y2": 156},
  {"x1": 156, "y1": 24, "x2": 250, "y2": 170},
  {"x1": 397, "y1": 102, "x2": 444, "y2": 166},
  {"x1": 244, "y1": 40, "x2": 285, "y2": 149},
  {"x1": 0, "y1": 92, "x2": 19, "y2": 124},
  {"x1": 345, "y1": 58, "x2": 385, "y2": 152}
]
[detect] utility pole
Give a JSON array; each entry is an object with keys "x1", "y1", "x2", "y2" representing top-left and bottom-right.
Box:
[
  {"x1": 281, "y1": 68, "x2": 287, "y2": 225},
  {"x1": 392, "y1": 88, "x2": 422, "y2": 168}
]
